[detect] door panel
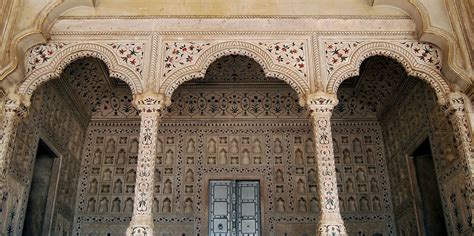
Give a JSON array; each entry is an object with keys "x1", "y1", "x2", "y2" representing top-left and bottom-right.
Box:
[
  {"x1": 209, "y1": 181, "x2": 260, "y2": 236},
  {"x1": 209, "y1": 181, "x2": 233, "y2": 236},
  {"x1": 236, "y1": 182, "x2": 260, "y2": 236}
]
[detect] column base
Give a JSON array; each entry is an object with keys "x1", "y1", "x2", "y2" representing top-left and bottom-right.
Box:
[
  {"x1": 126, "y1": 216, "x2": 154, "y2": 236},
  {"x1": 317, "y1": 214, "x2": 346, "y2": 236}
]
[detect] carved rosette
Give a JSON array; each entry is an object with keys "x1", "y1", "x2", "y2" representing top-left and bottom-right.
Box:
[
  {"x1": 126, "y1": 92, "x2": 165, "y2": 236},
  {"x1": 305, "y1": 91, "x2": 347, "y2": 235},
  {"x1": 442, "y1": 92, "x2": 474, "y2": 214},
  {"x1": 0, "y1": 95, "x2": 28, "y2": 197}
]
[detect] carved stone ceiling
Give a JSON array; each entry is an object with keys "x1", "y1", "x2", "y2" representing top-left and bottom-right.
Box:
[
  {"x1": 337, "y1": 56, "x2": 411, "y2": 119},
  {"x1": 187, "y1": 55, "x2": 282, "y2": 85},
  {"x1": 58, "y1": 57, "x2": 129, "y2": 120}
]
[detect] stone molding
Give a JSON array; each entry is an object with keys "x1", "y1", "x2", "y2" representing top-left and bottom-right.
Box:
[
  {"x1": 325, "y1": 41, "x2": 451, "y2": 104},
  {"x1": 18, "y1": 42, "x2": 145, "y2": 99}
]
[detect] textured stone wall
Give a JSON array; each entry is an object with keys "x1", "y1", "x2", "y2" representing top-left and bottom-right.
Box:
[
  {"x1": 72, "y1": 85, "x2": 395, "y2": 235},
  {"x1": 1, "y1": 81, "x2": 86, "y2": 235},
  {"x1": 381, "y1": 78, "x2": 472, "y2": 235}
]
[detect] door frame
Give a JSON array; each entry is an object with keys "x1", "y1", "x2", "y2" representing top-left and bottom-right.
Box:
[{"x1": 22, "y1": 135, "x2": 63, "y2": 235}]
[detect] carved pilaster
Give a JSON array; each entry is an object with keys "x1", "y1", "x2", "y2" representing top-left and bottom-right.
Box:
[
  {"x1": 305, "y1": 91, "x2": 347, "y2": 236},
  {"x1": 442, "y1": 92, "x2": 474, "y2": 219},
  {"x1": 126, "y1": 92, "x2": 166, "y2": 236},
  {"x1": 0, "y1": 94, "x2": 28, "y2": 199}
]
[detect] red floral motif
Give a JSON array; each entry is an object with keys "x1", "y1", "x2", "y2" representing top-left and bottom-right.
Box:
[
  {"x1": 401, "y1": 42, "x2": 441, "y2": 71},
  {"x1": 27, "y1": 43, "x2": 68, "y2": 73},
  {"x1": 325, "y1": 42, "x2": 361, "y2": 75},
  {"x1": 259, "y1": 42, "x2": 307, "y2": 77},
  {"x1": 163, "y1": 42, "x2": 212, "y2": 77},
  {"x1": 108, "y1": 43, "x2": 144, "y2": 75}
]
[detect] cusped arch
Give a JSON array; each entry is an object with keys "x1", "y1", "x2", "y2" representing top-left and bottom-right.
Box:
[
  {"x1": 326, "y1": 41, "x2": 451, "y2": 104},
  {"x1": 18, "y1": 43, "x2": 144, "y2": 99},
  {"x1": 159, "y1": 41, "x2": 310, "y2": 97}
]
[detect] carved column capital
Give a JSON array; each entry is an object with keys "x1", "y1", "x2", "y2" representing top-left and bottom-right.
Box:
[
  {"x1": 441, "y1": 91, "x2": 468, "y2": 116},
  {"x1": 132, "y1": 92, "x2": 170, "y2": 113},
  {"x1": 3, "y1": 93, "x2": 29, "y2": 118},
  {"x1": 303, "y1": 91, "x2": 338, "y2": 116}
]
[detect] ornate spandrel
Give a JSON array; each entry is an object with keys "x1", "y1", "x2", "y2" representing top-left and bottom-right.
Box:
[{"x1": 305, "y1": 91, "x2": 347, "y2": 236}]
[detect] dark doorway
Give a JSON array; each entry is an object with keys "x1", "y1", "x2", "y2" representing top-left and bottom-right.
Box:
[
  {"x1": 410, "y1": 138, "x2": 447, "y2": 235},
  {"x1": 23, "y1": 140, "x2": 58, "y2": 236}
]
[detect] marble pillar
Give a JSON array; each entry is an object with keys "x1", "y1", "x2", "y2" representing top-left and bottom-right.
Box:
[
  {"x1": 0, "y1": 95, "x2": 28, "y2": 200},
  {"x1": 305, "y1": 91, "x2": 347, "y2": 236},
  {"x1": 126, "y1": 92, "x2": 165, "y2": 236},
  {"x1": 442, "y1": 92, "x2": 474, "y2": 219}
]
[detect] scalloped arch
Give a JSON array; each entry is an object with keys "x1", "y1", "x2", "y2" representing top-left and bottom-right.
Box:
[
  {"x1": 159, "y1": 41, "x2": 310, "y2": 97},
  {"x1": 326, "y1": 41, "x2": 451, "y2": 104},
  {"x1": 18, "y1": 43, "x2": 144, "y2": 99}
]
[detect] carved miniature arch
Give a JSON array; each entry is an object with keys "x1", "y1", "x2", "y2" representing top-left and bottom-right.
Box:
[
  {"x1": 326, "y1": 41, "x2": 452, "y2": 105},
  {"x1": 18, "y1": 43, "x2": 144, "y2": 100},
  {"x1": 159, "y1": 41, "x2": 310, "y2": 98}
]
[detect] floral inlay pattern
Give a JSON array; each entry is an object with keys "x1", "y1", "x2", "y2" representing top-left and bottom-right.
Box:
[
  {"x1": 258, "y1": 42, "x2": 307, "y2": 77},
  {"x1": 163, "y1": 42, "x2": 212, "y2": 77},
  {"x1": 27, "y1": 43, "x2": 68, "y2": 73},
  {"x1": 324, "y1": 42, "x2": 361, "y2": 75},
  {"x1": 107, "y1": 43, "x2": 144, "y2": 75},
  {"x1": 400, "y1": 42, "x2": 441, "y2": 71}
]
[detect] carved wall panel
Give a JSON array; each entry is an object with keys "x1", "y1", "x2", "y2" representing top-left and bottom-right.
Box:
[
  {"x1": 74, "y1": 85, "x2": 395, "y2": 235},
  {"x1": 1, "y1": 81, "x2": 86, "y2": 235},
  {"x1": 74, "y1": 120, "x2": 395, "y2": 235}
]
